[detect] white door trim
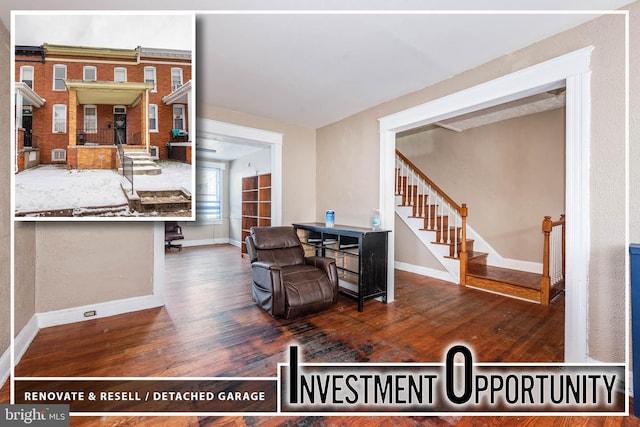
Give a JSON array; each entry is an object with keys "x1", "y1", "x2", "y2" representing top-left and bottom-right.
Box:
[
  {"x1": 379, "y1": 46, "x2": 594, "y2": 363},
  {"x1": 196, "y1": 118, "x2": 283, "y2": 226}
]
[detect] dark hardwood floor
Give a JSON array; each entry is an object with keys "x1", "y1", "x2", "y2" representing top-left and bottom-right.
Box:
[{"x1": 4, "y1": 244, "x2": 637, "y2": 426}]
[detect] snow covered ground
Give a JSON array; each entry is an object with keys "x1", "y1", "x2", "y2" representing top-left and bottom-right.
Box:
[{"x1": 14, "y1": 161, "x2": 193, "y2": 217}]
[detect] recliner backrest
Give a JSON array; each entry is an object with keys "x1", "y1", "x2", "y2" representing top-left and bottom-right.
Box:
[{"x1": 249, "y1": 226, "x2": 305, "y2": 267}]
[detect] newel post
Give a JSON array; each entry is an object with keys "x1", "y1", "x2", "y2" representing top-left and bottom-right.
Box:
[
  {"x1": 540, "y1": 216, "x2": 553, "y2": 305},
  {"x1": 459, "y1": 204, "x2": 468, "y2": 286},
  {"x1": 560, "y1": 214, "x2": 566, "y2": 279}
]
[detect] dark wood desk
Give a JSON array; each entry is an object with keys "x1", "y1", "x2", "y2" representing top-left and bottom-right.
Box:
[{"x1": 293, "y1": 222, "x2": 390, "y2": 312}]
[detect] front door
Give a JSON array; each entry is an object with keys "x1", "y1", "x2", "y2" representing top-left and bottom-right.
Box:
[
  {"x1": 22, "y1": 109, "x2": 33, "y2": 147},
  {"x1": 114, "y1": 111, "x2": 127, "y2": 145}
]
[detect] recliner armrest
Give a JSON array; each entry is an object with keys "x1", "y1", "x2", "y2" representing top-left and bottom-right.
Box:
[
  {"x1": 251, "y1": 261, "x2": 282, "y2": 271},
  {"x1": 250, "y1": 260, "x2": 285, "y2": 316},
  {"x1": 304, "y1": 256, "x2": 338, "y2": 289}
]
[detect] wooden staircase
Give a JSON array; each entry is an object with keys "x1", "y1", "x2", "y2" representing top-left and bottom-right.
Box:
[{"x1": 395, "y1": 149, "x2": 565, "y2": 305}]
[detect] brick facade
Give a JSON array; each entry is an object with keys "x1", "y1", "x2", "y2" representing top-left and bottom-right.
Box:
[{"x1": 15, "y1": 44, "x2": 192, "y2": 169}]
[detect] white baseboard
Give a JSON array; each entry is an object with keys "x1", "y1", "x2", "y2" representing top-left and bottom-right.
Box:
[
  {"x1": 0, "y1": 315, "x2": 39, "y2": 388},
  {"x1": 228, "y1": 239, "x2": 241, "y2": 248},
  {"x1": 394, "y1": 261, "x2": 458, "y2": 284},
  {"x1": 0, "y1": 296, "x2": 163, "y2": 386},
  {"x1": 37, "y1": 294, "x2": 164, "y2": 329},
  {"x1": 14, "y1": 315, "x2": 39, "y2": 368},
  {"x1": 0, "y1": 347, "x2": 9, "y2": 389},
  {"x1": 181, "y1": 238, "x2": 230, "y2": 247}
]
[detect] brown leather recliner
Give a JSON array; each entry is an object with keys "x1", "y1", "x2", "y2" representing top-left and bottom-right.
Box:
[{"x1": 245, "y1": 226, "x2": 339, "y2": 319}]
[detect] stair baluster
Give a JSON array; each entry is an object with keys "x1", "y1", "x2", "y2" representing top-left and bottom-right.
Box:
[
  {"x1": 396, "y1": 149, "x2": 468, "y2": 285},
  {"x1": 541, "y1": 215, "x2": 566, "y2": 305}
]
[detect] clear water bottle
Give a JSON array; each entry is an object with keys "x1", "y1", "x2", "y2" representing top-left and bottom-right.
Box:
[
  {"x1": 371, "y1": 209, "x2": 381, "y2": 230},
  {"x1": 325, "y1": 210, "x2": 335, "y2": 228}
]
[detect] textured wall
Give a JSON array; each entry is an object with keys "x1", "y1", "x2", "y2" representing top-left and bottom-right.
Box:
[
  {"x1": 0, "y1": 19, "x2": 10, "y2": 370},
  {"x1": 198, "y1": 104, "x2": 317, "y2": 227},
  {"x1": 397, "y1": 108, "x2": 566, "y2": 264},
  {"x1": 34, "y1": 222, "x2": 155, "y2": 313},
  {"x1": 316, "y1": 9, "x2": 630, "y2": 363}
]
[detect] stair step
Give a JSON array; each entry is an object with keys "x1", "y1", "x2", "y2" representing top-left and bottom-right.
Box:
[
  {"x1": 464, "y1": 264, "x2": 548, "y2": 303},
  {"x1": 467, "y1": 264, "x2": 541, "y2": 289},
  {"x1": 467, "y1": 250, "x2": 488, "y2": 263},
  {"x1": 443, "y1": 240, "x2": 479, "y2": 258},
  {"x1": 424, "y1": 212, "x2": 447, "y2": 230},
  {"x1": 434, "y1": 226, "x2": 461, "y2": 243}
]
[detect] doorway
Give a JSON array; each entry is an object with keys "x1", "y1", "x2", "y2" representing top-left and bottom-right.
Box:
[
  {"x1": 379, "y1": 47, "x2": 593, "y2": 363},
  {"x1": 22, "y1": 107, "x2": 32, "y2": 147},
  {"x1": 153, "y1": 119, "x2": 283, "y2": 304},
  {"x1": 114, "y1": 106, "x2": 127, "y2": 145}
]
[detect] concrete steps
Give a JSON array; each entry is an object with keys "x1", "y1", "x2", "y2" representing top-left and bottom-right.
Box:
[{"x1": 118, "y1": 149, "x2": 162, "y2": 175}]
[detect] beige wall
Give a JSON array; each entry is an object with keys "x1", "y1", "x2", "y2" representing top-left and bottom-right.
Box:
[
  {"x1": 397, "y1": 108, "x2": 566, "y2": 264},
  {"x1": 33, "y1": 222, "x2": 155, "y2": 313},
  {"x1": 317, "y1": 10, "x2": 630, "y2": 363},
  {"x1": 198, "y1": 105, "x2": 317, "y2": 226},
  {"x1": 394, "y1": 219, "x2": 444, "y2": 271},
  {"x1": 0, "y1": 20, "x2": 10, "y2": 366},
  {"x1": 13, "y1": 223, "x2": 36, "y2": 335}
]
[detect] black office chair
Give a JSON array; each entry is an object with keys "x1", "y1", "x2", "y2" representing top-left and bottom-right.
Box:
[{"x1": 165, "y1": 221, "x2": 184, "y2": 251}]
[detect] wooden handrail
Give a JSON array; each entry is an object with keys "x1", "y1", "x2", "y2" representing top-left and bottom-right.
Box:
[{"x1": 396, "y1": 149, "x2": 462, "y2": 212}]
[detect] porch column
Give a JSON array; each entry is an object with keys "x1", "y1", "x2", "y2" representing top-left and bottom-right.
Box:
[
  {"x1": 141, "y1": 89, "x2": 148, "y2": 151},
  {"x1": 68, "y1": 88, "x2": 77, "y2": 146},
  {"x1": 187, "y1": 86, "x2": 193, "y2": 141},
  {"x1": 15, "y1": 89, "x2": 23, "y2": 172}
]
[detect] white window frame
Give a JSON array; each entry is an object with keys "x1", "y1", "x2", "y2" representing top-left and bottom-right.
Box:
[
  {"x1": 144, "y1": 66, "x2": 157, "y2": 92},
  {"x1": 173, "y1": 104, "x2": 185, "y2": 130},
  {"x1": 51, "y1": 148, "x2": 66, "y2": 162},
  {"x1": 149, "y1": 104, "x2": 159, "y2": 132},
  {"x1": 53, "y1": 64, "x2": 66, "y2": 90},
  {"x1": 171, "y1": 67, "x2": 183, "y2": 91},
  {"x1": 84, "y1": 105, "x2": 98, "y2": 133},
  {"x1": 196, "y1": 164, "x2": 223, "y2": 223},
  {"x1": 114, "y1": 67, "x2": 127, "y2": 82},
  {"x1": 83, "y1": 66, "x2": 97, "y2": 81},
  {"x1": 20, "y1": 66, "x2": 34, "y2": 88},
  {"x1": 52, "y1": 104, "x2": 66, "y2": 133}
]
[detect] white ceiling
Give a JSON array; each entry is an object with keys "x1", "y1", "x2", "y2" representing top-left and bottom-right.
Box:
[
  {"x1": 3, "y1": 0, "x2": 634, "y2": 133},
  {"x1": 195, "y1": 1, "x2": 634, "y2": 128}
]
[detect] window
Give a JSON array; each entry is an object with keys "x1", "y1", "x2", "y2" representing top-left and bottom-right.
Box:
[
  {"x1": 52, "y1": 149, "x2": 66, "y2": 162},
  {"x1": 114, "y1": 67, "x2": 127, "y2": 82},
  {"x1": 171, "y1": 68, "x2": 183, "y2": 90},
  {"x1": 53, "y1": 64, "x2": 66, "y2": 90},
  {"x1": 83, "y1": 66, "x2": 97, "y2": 81},
  {"x1": 84, "y1": 105, "x2": 97, "y2": 133},
  {"x1": 20, "y1": 66, "x2": 34, "y2": 88},
  {"x1": 149, "y1": 104, "x2": 158, "y2": 132},
  {"x1": 173, "y1": 105, "x2": 185, "y2": 130},
  {"x1": 52, "y1": 105, "x2": 66, "y2": 133},
  {"x1": 196, "y1": 165, "x2": 223, "y2": 222},
  {"x1": 144, "y1": 66, "x2": 157, "y2": 92}
]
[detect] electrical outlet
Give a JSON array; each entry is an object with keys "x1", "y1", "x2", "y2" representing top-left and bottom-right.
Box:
[{"x1": 84, "y1": 310, "x2": 97, "y2": 317}]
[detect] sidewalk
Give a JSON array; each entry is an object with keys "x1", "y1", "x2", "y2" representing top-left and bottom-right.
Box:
[{"x1": 14, "y1": 161, "x2": 192, "y2": 218}]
